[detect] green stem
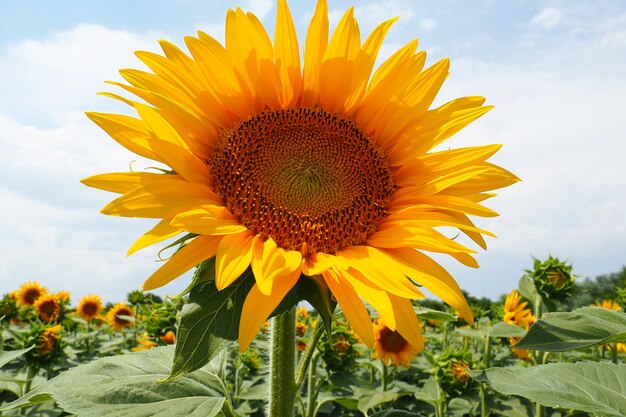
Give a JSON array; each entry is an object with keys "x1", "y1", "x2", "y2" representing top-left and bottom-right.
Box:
[
  {"x1": 305, "y1": 354, "x2": 319, "y2": 417},
  {"x1": 435, "y1": 401, "x2": 445, "y2": 417},
  {"x1": 268, "y1": 309, "x2": 296, "y2": 417},
  {"x1": 480, "y1": 335, "x2": 492, "y2": 417},
  {"x1": 532, "y1": 293, "x2": 544, "y2": 417},
  {"x1": 610, "y1": 343, "x2": 618, "y2": 364},
  {"x1": 295, "y1": 325, "x2": 323, "y2": 391},
  {"x1": 381, "y1": 360, "x2": 388, "y2": 392}
]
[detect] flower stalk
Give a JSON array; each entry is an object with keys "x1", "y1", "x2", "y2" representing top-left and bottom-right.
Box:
[{"x1": 268, "y1": 309, "x2": 296, "y2": 417}]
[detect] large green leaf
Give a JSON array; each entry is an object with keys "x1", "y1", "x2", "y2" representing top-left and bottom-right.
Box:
[
  {"x1": 0, "y1": 346, "x2": 33, "y2": 368},
  {"x1": 414, "y1": 307, "x2": 457, "y2": 323},
  {"x1": 0, "y1": 346, "x2": 226, "y2": 417},
  {"x1": 488, "y1": 322, "x2": 527, "y2": 338},
  {"x1": 471, "y1": 362, "x2": 626, "y2": 417},
  {"x1": 167, "y1": 269, "x2": 255, "y2": 381},
  {"x1": 514, "y1": 306, "x2": 626, "y2": 351}
]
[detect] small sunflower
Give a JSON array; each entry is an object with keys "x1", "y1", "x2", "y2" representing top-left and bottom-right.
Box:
[
  {"x1": 54, "y1": 291, "x2": 71, "y2": 304},
  {"x1": 76, "y1": 295, "x2": 104, "y2": 321},
  {"x1": 34, "y1": 293, "x2": 62, "y2": 323},
  {"x1": 83, "y1": 0, "x2": 518, "y2": 351},
  {"x1": 372, "y1": 319, "x2": 422, "y2": 367},
  {"x1": 449, "y1": 360, "x2": 471, "y2": 384},
  {"x1": 160, "y1": 330, "x2": 176, "y2": 344},
  {"x1": 106, "y1": 303, "x2": 134, "y2": 331},
  {"x1": 132, "y1": 335, "x2": 158, "y2": 352},
  {"x1": 38, "y1": 324, "x2": 62, "y2": 357},
  {"x1": 503, "y1": 289, "x2": 535, "y2": 329},
  {"x1": 15, "y1": 281, "x2": 48, "y2": 306},
  {"x1": 595, "y1": 299, "x2": 621, "y2": 311}
]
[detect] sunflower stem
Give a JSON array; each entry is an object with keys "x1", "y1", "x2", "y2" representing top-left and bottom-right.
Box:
[
  {"x1": 268, "y1": 309, "x2": 296, "y2": 417},
  {"x1": 295, "y1": 325, "x2": 323, "y2": 391}
]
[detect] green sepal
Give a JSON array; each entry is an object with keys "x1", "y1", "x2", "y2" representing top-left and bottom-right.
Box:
[{"x1": 297, "y1": 275, "x2": 337, "y2": 338}]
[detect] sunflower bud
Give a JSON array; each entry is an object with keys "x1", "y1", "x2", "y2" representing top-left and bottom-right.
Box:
[
  {"x1": 526, "y1": 256, "x2": 575, "y2": 300},
  {"x1": 433, "y1": 349, "x2": 474, "y2": 396}
]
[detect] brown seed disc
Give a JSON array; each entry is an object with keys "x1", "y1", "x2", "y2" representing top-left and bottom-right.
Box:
[{"x1": 210, "y1": 107, "x2": 394, "y2": 254}]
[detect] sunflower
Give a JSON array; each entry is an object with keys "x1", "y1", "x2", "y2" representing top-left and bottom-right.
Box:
[
  {"x1": 132, "y1": 335, "x2": 158, "y2": 352},
  {"x1": 83, "y1": 0, "x2": 518, "y2": 351},
  {"x1": 503, "y1": 289, "x2": 535, "y2": 329},
  {"x1": 594, "y1": 299, "x2": 621, "y2": 311},
  {"x1": 76, "y1": 294, "x2": 103, "y2": 321},
  {"x1": 38, "y1": 324, "x2": 62, "y2": 357},
  {"x1": 54, "y1": 291, "x2": 71, "y2": 304},
  {"x1": 449, "y1": 360, "x2": 471, "y2": 384},
  {"x1": 15, "y1": 281, "x2": 48, "y2": 306},
  {"x1": 372, "y1": 318, "x2": 422, "y2": 367},
  {"x1": 105, "y1": 303, "x2": 134, "y2": 331},
  {"x1": 34, "y1": 293, "x2": 62, "y2": 323},
  {"x1": 160, "y1": 330, "x2": 176, "y2": 344}
]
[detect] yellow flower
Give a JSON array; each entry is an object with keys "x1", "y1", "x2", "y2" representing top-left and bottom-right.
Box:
[
  {"x1": 54, "y1": 291, "x2": 71, "y2": 303},
  {"x1": 15, "y1": 281, "x2": 48, "y2": 306},
  {"x1": 449, "y1": 360, "x2": 471, "y2": 384},
  {"x1": 76, "y1": 295, "x2": 104, "y2": 321},
  {"x1": 160, "y1": 330, "x2": 176, "y2": 344},
  {"x1": 38, "y1": 324, "x2": 62, "y2": 356},
  {"x1": 34, "y1": 294, "x2": 62, "y2": 323},
  {"x1": 295, "y1": 321, "x2": 307, "y2": 337},
  {"x1": 503, "y1": 289, "x2": 535, "y2": 329},
  {"x1": 106, "y1": 303, "x2": 134, "y2": 331},
  {"x1": 595, "y1": 300, "x2": 621, "y2": 311},
  {"x1": 372, "y1": 319, "x2": 422, "y2": 367},
  {"x1": 132, "y1": 335, "x2": 158, "y2": 352},
  {"x1": 83, "y1": 0, "x2": 518, "y2": 351},
  {"x1": 296, "y1": 306, "x2": 310, "y2": 320}
]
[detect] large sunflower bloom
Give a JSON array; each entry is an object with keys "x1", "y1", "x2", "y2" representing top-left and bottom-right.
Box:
[
  {"x1": 15, "y1": 281, "x2": 48, "y2": 307},
  {"x1": 83, "y1": 0, "x2": 518, "y2": 351}
]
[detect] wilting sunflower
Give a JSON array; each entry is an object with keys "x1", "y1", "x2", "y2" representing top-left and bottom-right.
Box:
[
  {"x1": 372, "y1": 318, "x2": 422, "y2": 367},
  {"x1": 105, "y1": 303, "x2": 134, "y2": 331},
  {"x1": 15, "y1": 281, "x2": 48, "y2": 307},
  {"x1": 83, "y1": 0, "x2": 518, "y2": 351},
  {"x1": 76, "y1": 294, "x2": 104, "y2": 321},
  {"x1": 34, "y1": 293, "x2": 62, "y2": 323}
]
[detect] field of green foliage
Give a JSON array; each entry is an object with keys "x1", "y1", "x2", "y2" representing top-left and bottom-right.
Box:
[{"x1": 1, "y1": 261, "x2": 625, "y2": 417}]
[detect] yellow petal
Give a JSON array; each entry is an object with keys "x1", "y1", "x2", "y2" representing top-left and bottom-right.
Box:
[
  {"x1": 127, "y1": 219, "x2": 181, "y2": 256},
  {"x1": 143, "y1": 235, "x2": 220, "y2": 290},
  {"x1": 215, "y1": 231, "x2": 254, "y2": 290},
  {"x1": 323, "y1": 270, "x2": 374, "y2": 346},
  {"x1": 389, "y1": 294, "x2": 424, "y2": 350},
  {"x1": 383, "y1": 247, "x2": 474, "y2": 323},
  {"x1": 238, "y1": 275, "x2": 300, "y2": 351},
  {"x1": 274, "y1": 0, "x2": 301, "y2": 107},
  {"x1": 302, "y1": 0, "x2": 328, "y2": 106},
  {"x1": 337, "y1": 246, "x2": 424, "y2": 300},
  {"x1": 251, "y1": 237, "x2": 303, "y2": 295},
  {"x1": 340, "y1": 269, "x2": 396, "y2": 330},
  {"x1": 318, "y1": 7, "x2": 360, "y2": 113},
  {"x1": 302, "y1": 252, "x2": 347, "y2": 276},
  {"x1": 367, "y1": 224, "x2": 477, "y2": 254},
  {"x1": 81, "y1": 172, "x2": 184, "y2": 194},
  {"x1": 170, "y1": 206, "x2": 247, "y2": 235},
  {"x1": 102, "y1": 180, "x2": 221, "y2": 218},
  {"x1": 86, "y1": 112, "x2": 157, "y2": 161}
]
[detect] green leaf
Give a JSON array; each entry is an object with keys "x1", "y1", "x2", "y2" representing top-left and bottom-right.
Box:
[
  {"x1": 166, "y1": 269, "x2": 255, "y2": 381},
  {"x1": 470, "y1": 362, "x2": 626, "y2": 417},
  {"x1": 0, "y1": 346, "x2": 33, "y2": 368},
  {"x1": 488, "y1": 322, "x2": 527, "y2": 338},
  {"x1": 370, "y1": 410, "x2": 427, "y2": 417},
  {"x1": 515, "y1": 306, "x2": 626, "y2": 351},
  {"x1": 357, "y1": 388, "x2": 401, "y2": 414},
  {"x1": 297, "y1": 276, "x2": 337, "y2": 337},
  {"x1": 0, "y1": 346, "x2": 226, "y2": 417},
  {"x1": 414, "y1": 307, "x2": 457, "y2": 323},
  {"x1": 413, "y1": 377, "x2": 443, "y2": 404},
  {"x1": 454, "y1": 327, "x2": 486, "y2": 340}
]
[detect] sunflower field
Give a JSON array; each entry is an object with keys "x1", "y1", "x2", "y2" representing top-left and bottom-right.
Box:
[{"x1": 1, "y1": 262, "x2": 625, "y2": 417}]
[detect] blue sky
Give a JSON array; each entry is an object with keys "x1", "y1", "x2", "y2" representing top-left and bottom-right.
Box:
[{"x1": 1, "y1": 0, "x2": 625, "y2": 304}]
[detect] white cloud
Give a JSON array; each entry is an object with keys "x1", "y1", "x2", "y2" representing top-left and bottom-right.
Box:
[
  {"x1": 531, "y1": 8, "x2": 562, "y2": 29},
  {"x1": 0, "y1": 24, "x2": 164, "y2": 126},
  {"x1": 419, "y1": 18, "x2": 438, "y2": 31}
]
